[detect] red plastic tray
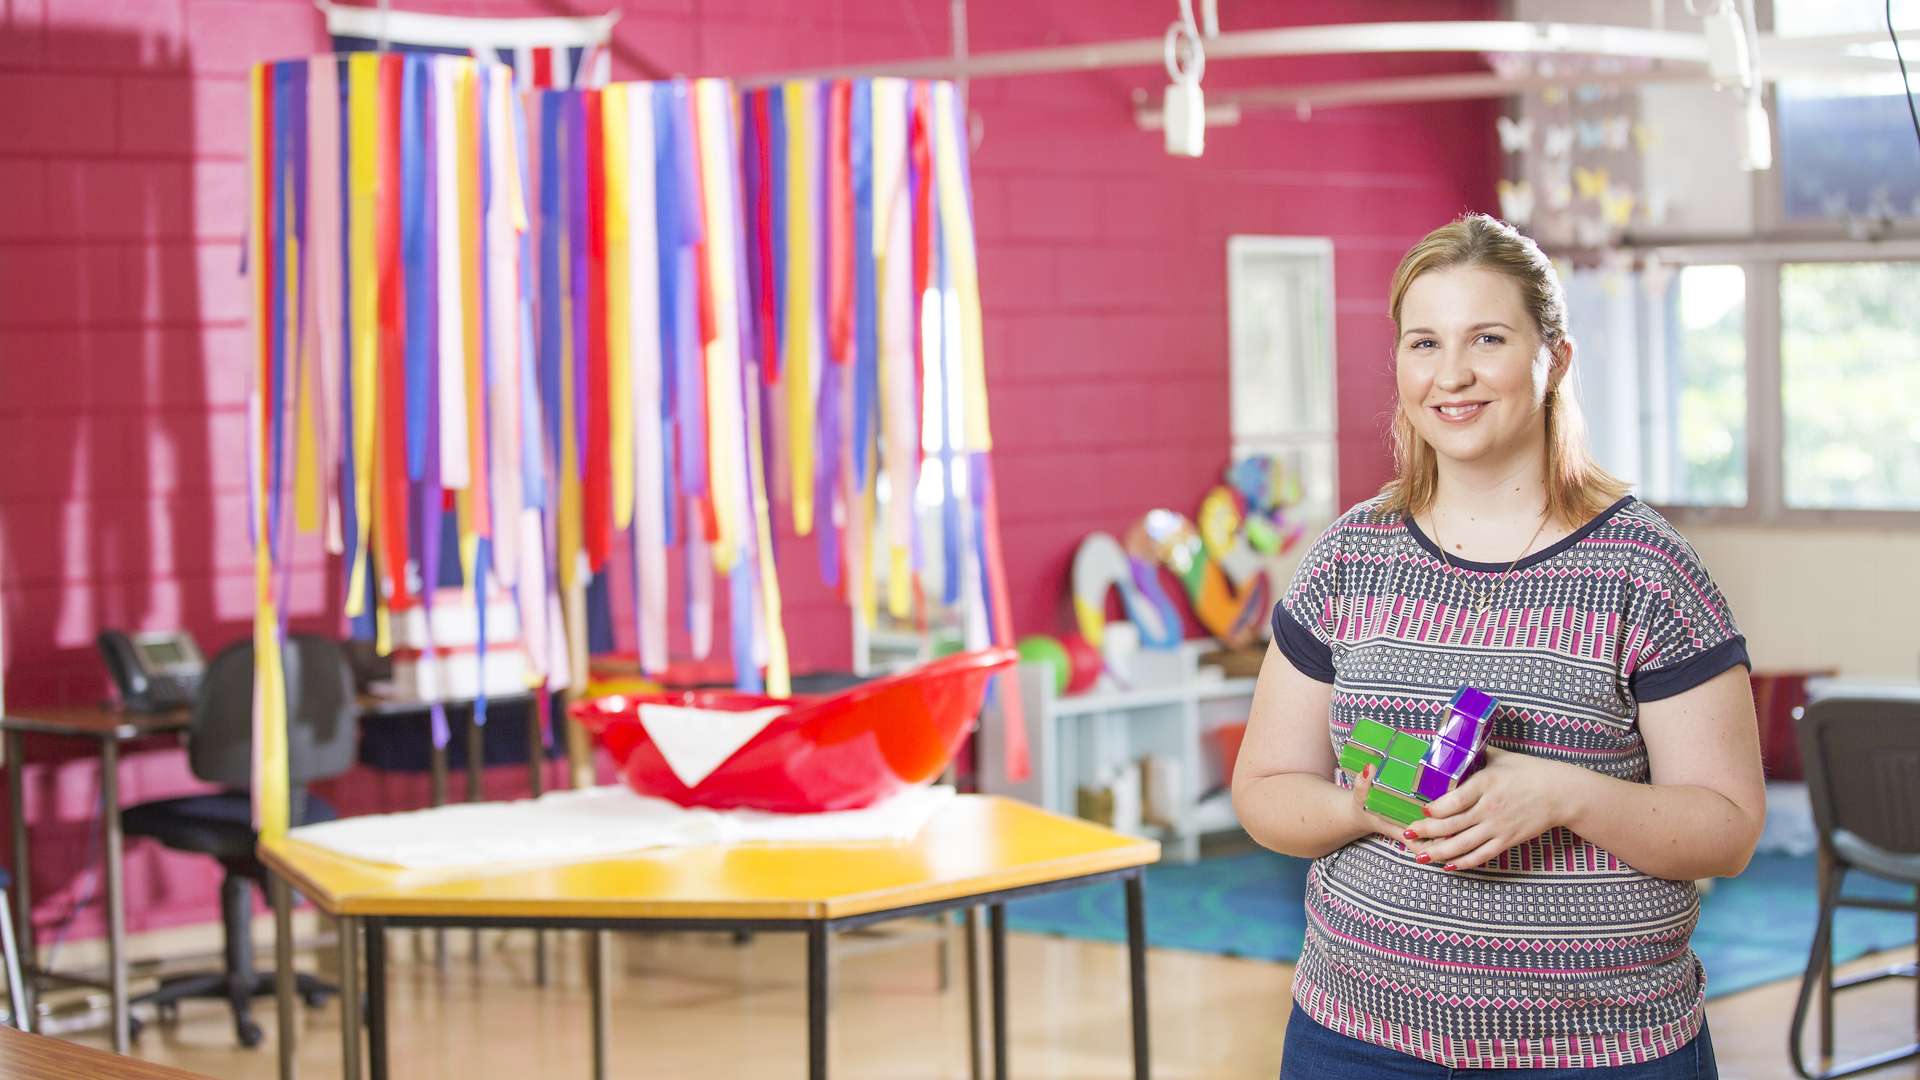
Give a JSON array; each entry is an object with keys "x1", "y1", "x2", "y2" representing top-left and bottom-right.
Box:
[{"x1": 569, "y1": 647, "x2": 1017, "y2": 813}]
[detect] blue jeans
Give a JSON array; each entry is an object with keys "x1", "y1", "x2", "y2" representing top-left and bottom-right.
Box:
[{"x1": 1278, "y1": 1002, "x2": 1719, "y2": 1079}]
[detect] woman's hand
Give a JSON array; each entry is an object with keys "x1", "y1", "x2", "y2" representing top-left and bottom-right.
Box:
[
  {"x1": 1349, "y1": 764, "x2": 1421, "y2": 845},
  {"x1": 1404, "y1": 747, "x2": 1589, "y2": 870}
]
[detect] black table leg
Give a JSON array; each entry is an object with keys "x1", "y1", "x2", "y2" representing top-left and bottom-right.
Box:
[
  {"x1": 1126, "y1": 873, "x2": 1149, "y2": 1080},
  {"x1": 808, "y1": 924, "x2": 829, "y2": 1080},
  {"x1": 990, "y1": 904, "x2": 1007, "y2": 1080},
  {"x1": 367, "y1": 919, "x2": 388, "y2": 1080}
]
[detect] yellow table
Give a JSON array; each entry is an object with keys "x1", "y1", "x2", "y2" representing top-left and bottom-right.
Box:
[{"x1": 259, "y1": 794, "x2": 1160, "y2": 1080}]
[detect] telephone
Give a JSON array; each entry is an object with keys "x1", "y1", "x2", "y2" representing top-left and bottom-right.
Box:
[{"x1": 97, "y1": 630, "x2": 206, "y2": 712}]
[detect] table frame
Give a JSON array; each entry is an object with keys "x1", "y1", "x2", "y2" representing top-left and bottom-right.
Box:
[{"x1": 268, "y1": 864, "x2": 1150, "y2": 1080}]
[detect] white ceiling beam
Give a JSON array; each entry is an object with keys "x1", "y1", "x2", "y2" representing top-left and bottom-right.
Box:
[{"x1": 736, "y1": 20, "x2": 1716, "y2": 87}]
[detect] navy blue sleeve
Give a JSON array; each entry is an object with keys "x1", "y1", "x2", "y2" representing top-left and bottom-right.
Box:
[
  {"x1": 1625, "y1": 525, "x2": 1750, "y2": 703},
  {"x1": 1272, "y1": 601, "x2": 1335, "y2": 683},
  {"x1": 1269, "y1": 521, "x2": 1344, "y2": 685}
]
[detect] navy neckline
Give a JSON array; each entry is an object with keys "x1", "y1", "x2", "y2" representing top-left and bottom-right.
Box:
[{"x1": 1402, "y1": 495, "x2": 1635, "y2": 573}]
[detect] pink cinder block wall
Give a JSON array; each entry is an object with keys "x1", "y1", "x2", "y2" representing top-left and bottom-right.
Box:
[{"x1": 0, "y1": 0, "x2": 1495, "y2": 940}]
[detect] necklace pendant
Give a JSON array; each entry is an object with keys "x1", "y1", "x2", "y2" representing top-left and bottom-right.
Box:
[{"x1": 1474, "y1": 594, "x2": 1490, "y2": 615}]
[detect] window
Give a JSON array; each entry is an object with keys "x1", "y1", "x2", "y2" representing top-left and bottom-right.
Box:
[
  {"x1": 1226, "y1": 236, "x2": 1338, "y2": 525},
  {"x1": 1781, "y1": 261, "x2": 1920, "y2": 509},
  {"x1": 1569, "y1": 264, "x2": 1748, "y2": 507},
  {"x1": 1574, "y1": 255, "x2": 1920, "y2": 519}
]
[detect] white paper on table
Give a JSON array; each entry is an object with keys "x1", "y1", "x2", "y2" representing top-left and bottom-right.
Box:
[
  {"x1": 637, "y1": 702, "x2": 788, "y2": 788},
  {"x1": 288, "y1": 784, "x2": 957, "y2": 871}
]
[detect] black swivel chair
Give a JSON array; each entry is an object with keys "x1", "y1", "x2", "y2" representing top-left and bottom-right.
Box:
[
  {"x1": 1789, "y1": 695, "x2": 1920, "y2": 1079},
  {"x1": 122, "y1": 636, "x2": 356, "y2": 1047}
]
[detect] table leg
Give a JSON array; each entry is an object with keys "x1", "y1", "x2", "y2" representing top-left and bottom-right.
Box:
[
  {"x1": 101, "y1": 739, "x2": 129, "y2": 1053},
  {"x1": 1126, "y1": 873, "x2": 1150, "y2": 1080},
  {"x1": 989, "y1": 904, "x2": 1007, "y2": 1080},
  {"x1": 466, "y1": 719, "x2": 484, "y2": 962},
  {"x1": 270, "y1": 874, "x2": 296, "y2": 1080},
  {"x1": 527, "y1": 710, "x2": 547, "y2": 987},
  {"x1": 338, "y1": 916, "x2": 362, "y2": 1080},
  {"x1": 429, "y1": 743, "x2": 447, "y2": 973},
  {"x1": 963, "y1": 908, "x2": 987, "y2": 1080},
  {"x1": 807, "y1": 923, "x2": 829, "y2": 1080},
  {"x1": 588, "y1": 930, "x2": 609, "y2": 1080},
  {"x1": 365, "y1": 920, "x2": 387, "y2": 1080},
  {"x1": 5, "y1": 730, "x2": 34, "y2": 1032}
]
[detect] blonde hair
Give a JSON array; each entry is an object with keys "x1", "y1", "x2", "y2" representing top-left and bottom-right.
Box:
[{"x1": 1378, "y1": 214, "x2": 1627, "y2": 527}]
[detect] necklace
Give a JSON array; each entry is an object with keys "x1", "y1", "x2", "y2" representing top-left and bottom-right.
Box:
[{"x1": 1428, "y1": 510, "x2": 1549, "y2": 615}]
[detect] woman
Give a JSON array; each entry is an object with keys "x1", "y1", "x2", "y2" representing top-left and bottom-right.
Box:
[{"x1": 1232, "y1": 214, "x2": 1763, "y2": 1078}]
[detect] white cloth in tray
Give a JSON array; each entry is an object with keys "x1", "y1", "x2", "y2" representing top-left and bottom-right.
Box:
[{"x1": 289, "y1": 784, "x2": 956, "y2": 871}]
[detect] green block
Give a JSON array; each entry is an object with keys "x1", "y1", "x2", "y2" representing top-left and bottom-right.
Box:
[
  {"x1": 1337, "y1": 743, "x2": 1382, "y2": 776},
  {"x1": 1366, "y1": 786, "x2": 1425, "y2": 826},
  {"x1": 1386, "y1": 733, "x2": 1430, "y2": 764},
  {"x1": 1376, "y1": 757, "x2": 1421, "y2": 794},
  {"x1": 1347, "y1": 717, "x2": 1398, "y2": 754}
]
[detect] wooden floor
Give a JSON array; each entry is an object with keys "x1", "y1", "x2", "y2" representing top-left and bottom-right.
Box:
[{"x1": 54, "y1": 922, "x2": 1920, "y2": 1080}]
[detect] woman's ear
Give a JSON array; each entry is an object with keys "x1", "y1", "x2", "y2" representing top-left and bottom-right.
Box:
[{"x1": 1545, "y1": 337, "x2": 1574, "y2": 395}]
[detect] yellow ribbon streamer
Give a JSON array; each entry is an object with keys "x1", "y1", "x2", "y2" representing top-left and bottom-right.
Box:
[
  {"x1": 781, "y1": 82, "x2": 819, "y2": 536},
  {"x1": 604, "y1": 86, "x2": 635, "y2": 531}
]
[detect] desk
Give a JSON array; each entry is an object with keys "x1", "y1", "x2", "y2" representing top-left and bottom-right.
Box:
[
  {"x1": 1, "y1": 705, "x2": 191, "y2": 1050},
  {"x1": 0, "y1": 692, "x2": 541, "y2": 1053},
  {"x1": 0, "y1": 1024, "x2": 215, "y2": 1079},
  {"x1": 259, "y1": 794, "x2": 1159, "y2": 1080}
]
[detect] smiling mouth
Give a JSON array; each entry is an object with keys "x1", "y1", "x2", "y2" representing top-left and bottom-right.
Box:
[{"x1": 1432, "y1": 402, "x2": 1489, "y2": 422}]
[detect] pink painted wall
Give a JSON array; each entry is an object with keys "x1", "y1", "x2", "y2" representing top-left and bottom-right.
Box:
[{"x1": 0, "y1": 0, "x2": 1495, "y2": 940}]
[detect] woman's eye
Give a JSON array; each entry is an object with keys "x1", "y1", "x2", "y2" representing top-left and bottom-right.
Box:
[
  {"x1": 1409, "y1": 339, "x2": 1436, "y2": 350},
  {"x1": 1476, "y1": 333, "x2": 1505, "y2": 346}
]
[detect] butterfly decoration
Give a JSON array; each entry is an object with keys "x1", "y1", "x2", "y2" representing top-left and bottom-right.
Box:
[
  {"x1": 1547, "y1": 179, "x2": 1574, "y2": 210},
  {"x1": 1599, "y1": 186, "x2": 1636, "y2": 228},
  {"x1": 1497, "y1": 179, "x2": 1536, "y2": 227},
  {"x1": 1575, "y1": 119, "x2": 1606, "y2": 151},
  {"x1": 1632, "y1": 123, "x2": 1655, "y2": 152},
  {"x1": 1542, "y1": 86, "x2": 1568, "y2": 106},
  {"x1": 1601, "y1": 116, "x2": 1632, "y2": 151},
  {"x1": 1573, "y1": 165, "x2": 1610, "y2": 200},
  {"x1": 1574, "y1": 83, "x2": 1609, "y2": 104},
  {"x1": 1496, "y1": 115, "x2": 1532, "y2": 154},
  {"x1": 1542, "y1": 124, "x2": 1575, "y2": 159}
]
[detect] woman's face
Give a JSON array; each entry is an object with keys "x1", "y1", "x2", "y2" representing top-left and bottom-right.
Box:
[{"x1": 1394, "y1": 265, "x2": 1564, "y2": 472}]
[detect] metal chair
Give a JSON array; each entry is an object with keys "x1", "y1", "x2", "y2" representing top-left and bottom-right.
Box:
[
  {"x1": 120, "y1": 636, "x2": 357, "y2": 1047},
  {"x1": 1789, "y1": 696, "x2": 1920, "y2": 1079}
]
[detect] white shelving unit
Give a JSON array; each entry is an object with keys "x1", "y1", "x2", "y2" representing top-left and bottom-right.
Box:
[{"x1": 978, "y1": 640, "x2": 1256, "y2": 862}]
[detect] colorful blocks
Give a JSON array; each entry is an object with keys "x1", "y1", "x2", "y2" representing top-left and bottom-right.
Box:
[{"x1": 1340, "y1": 686, "x2": 1502, "y2": 828}]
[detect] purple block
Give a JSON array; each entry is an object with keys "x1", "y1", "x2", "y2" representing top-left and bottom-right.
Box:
[{"x1": 1414, "y1": 686, "x2": 1501, "y2": 801}]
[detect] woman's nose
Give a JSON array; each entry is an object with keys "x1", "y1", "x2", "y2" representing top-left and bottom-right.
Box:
[{"x1": 1434, "y1": 348, "x2": 1473, "y2": 391}]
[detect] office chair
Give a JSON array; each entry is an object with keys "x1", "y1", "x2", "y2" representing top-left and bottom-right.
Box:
[
  {"x1": 1789, "y1": 696, "x2": 1920, "y2": 1079},
  {"x1": 121, "y1": 636, "x2": 356, "y2": 1048}
]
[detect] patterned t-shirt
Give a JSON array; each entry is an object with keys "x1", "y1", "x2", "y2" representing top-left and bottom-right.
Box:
[{"x1": 1270, "y1": 494, "x2": 1749, "y2": 1069}]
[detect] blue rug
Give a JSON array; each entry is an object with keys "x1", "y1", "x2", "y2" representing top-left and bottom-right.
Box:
[{"x1": 1005, "y1": 851, "x2": 1915, "y2": 999}]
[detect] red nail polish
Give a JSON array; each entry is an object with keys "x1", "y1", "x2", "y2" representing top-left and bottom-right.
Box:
[
  {"x1": 1416, "y1": 852, "x2": 1431, "y2": 864},
  {"x1": 1402, "y1": 828, "x2": 1417, "y2": 840},
  {"x1": 1421, "y1": 806, "x2": 1432, "y2": 818},
  {"x1": 1444, "y1": 863, "x2": 1457, "y2": 871}
]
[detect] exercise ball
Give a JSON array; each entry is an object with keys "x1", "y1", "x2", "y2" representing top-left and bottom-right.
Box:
[
  {"x1": 1059, "y1": 633, "x2": 1103, "y2": 694},
  {"x1": 1015, "y1": 634, "x2": 1071, "y2": 695}
]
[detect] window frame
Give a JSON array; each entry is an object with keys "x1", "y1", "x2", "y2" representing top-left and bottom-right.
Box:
[{"x1": 1630, "y1": 237, "x2": 1920, "y2": 527}]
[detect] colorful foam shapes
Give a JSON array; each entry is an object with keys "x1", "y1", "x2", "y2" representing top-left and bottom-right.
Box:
[
  {"x1": 1071, "y1": 531, "x2": 1181, "y2": 650},
  {"x1": 1015, "y1": 634, "x2": 1071, "y2": 695},
  {"x1": 1197, "y1": 486, "x2": 1243, "y2": 564},
  {"x1": 1059, "y1": 633, "x2": 1103, "y2": 694}
]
